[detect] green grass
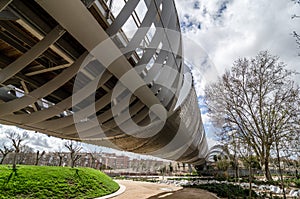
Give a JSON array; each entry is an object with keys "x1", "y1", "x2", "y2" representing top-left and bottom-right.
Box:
[
  {"x1": 0, "y1": 165, "x2": 119, "y2": 199},
  {"x1": 286, "y1": 178, "x2": 300, "y2": 188}
]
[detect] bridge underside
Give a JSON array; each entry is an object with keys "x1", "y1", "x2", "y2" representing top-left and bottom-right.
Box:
[{"x1": 0, "y1": 0, "x2": 208, "y2": 164}]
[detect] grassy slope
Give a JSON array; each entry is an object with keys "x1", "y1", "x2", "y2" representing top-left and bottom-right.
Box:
[{"x1": 0, "y1": 165, "x2": 119, "y2": 199}]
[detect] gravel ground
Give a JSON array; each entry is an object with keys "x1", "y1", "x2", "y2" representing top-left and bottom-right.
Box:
[{"x1": 112, "y1": 180, "x2": 219, "y2": 199}]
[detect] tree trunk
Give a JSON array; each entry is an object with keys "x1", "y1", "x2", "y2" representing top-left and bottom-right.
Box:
[
  {"x1": 0, "y1": 154, "x2": 7, "y2": 164},
  {"x1": 264, "y1": 158, "x2": 273, "y2": 181},
  {"x1": 249, "y1": 164, "x2": 252, "y2": 198},
  {"x1": 91, "y1": 159, "x2": 95, "y2": 168},
  {"x1": 35, "y1": 151, "x2": 45, "y2": 166},
  {"x1": 276, "y1": 142, "x2": 286, "y2": 199},
  {"x1": 12, "y1": 153, "x2": 17, "y2": 170},
  {"x1": 35, "y1": 151, "x2": 39, "y2": 166},
  {"x1": 71, "y1": 159, "x2": 74, "y2": 168},
  {"x1": 235, "y1": 161, "x2": 239, "y2": 183}
]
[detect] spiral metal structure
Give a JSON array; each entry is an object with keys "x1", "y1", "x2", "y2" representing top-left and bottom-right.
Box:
[{"x1": 0, "y1": 0, "x2": 208, "y2": 164}]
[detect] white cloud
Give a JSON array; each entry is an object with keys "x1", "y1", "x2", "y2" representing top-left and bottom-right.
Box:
[
  {"x1": 175, "y1": 0, "x2": 300, "y2": 148},
  {"x1": 0, "y1": 125, "x2": 165, "y2": 160},
  {"x1": 0, "y1": 125, "x2": 66, "y2": 152},
  {"x1": 3, "y1": 0, "x2": 299, "y2": 155},
  {"x1": 201, "y1": 113, "x2": 211, "y2": 126},
  {"x1": 176, "y1": 0, "x2": 300, "y2": 79},
  {"x1": 207, "y1": 137, "x2": 220, "y2": 149}
]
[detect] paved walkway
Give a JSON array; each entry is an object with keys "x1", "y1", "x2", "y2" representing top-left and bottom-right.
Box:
[{"x1": 112, "y1": 180, "x2": 219, "y2": 199}]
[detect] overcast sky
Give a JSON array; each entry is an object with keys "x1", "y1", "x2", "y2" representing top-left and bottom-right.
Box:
[
  {"x1": 175, "y1": 0, "x2": 300, "y2": 146},
  {"x1": 176, "y1": 0, "x2": 300, "y2": 73},
  {"x1": 1, "y1": 0, "x2": 300, "y2": 156}
]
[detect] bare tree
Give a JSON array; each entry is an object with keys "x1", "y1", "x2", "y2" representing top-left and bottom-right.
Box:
[
  {"x1": 274, "y1": 137, "x2": 287, "y2": 198},
  {"x1": 87, "y1": 149, "x2": 102, "y2": 169},
  {"x1": 55, "y1": 152, "x2": 64, "y2": 166},
  {"x1": 0, "y1": 144, "x2": 13, "y2": 164},
  {"x1": 87, "y1": 153, "x2": 95, "y2": 168},
  {"x1": 6, "y1": 130, "x2": 29, "y2": 169},
  {"x1": 35, "y1": 150, "x2": 45, "y2": 166},
  {"x1": 55, "y1": 146, "x2": 65, "y2": 166},
  {"x1": 294, "y1": 31, "x2": 300, "y2": 53},
  {"x1": 64, "y1": 141, "x2": 82, "y2": 168},
  {"x1": 18, "y1": 145, "x2": 33, "y2": 164},
  {"x1": 239, "y1": 143, "x2": 260, "y2": 198},
  {"x1": 205, "y1": 51, "x2": 300, "y2": 181},
  {"x1": 292, "y1": 0, "x2": 300, "y2": 55}
]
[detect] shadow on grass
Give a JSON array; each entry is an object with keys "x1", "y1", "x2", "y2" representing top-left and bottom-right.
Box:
[
  {"x1": 2, "y1": 166, "x2": 18, "y2": 186},
  {"x1": 74, "y1": 168, "x2": 82, "y2": 180}
]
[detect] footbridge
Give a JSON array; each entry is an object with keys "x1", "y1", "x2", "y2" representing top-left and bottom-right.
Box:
[{"x1": 0, "y1": 0, "x2": 208, "y2": 165}]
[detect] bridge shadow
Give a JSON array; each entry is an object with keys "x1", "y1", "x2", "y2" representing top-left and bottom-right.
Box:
[
  {"x1": 146, "y1": 188, "x2": 218, "y2": 199},
  {"x1": 146, "y1": 191, "x2": 176, "y2": 199}
]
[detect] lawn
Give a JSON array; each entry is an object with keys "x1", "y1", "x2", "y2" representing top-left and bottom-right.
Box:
[{"x1": 0, "y1": 165, "x2": 119, "y2": 199}]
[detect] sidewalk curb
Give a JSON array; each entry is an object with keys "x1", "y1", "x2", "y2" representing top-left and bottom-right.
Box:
[{"x1": 95, "y1": 184, "x2": 126, "y2": 199}]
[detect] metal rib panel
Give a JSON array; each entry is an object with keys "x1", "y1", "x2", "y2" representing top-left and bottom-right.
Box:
[{"x1": 0, "y1": 0, "x2": 208, "y2": 165}]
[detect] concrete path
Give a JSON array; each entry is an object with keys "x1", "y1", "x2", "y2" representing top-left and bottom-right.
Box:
[
  {"x1": 95, "y1": 184, "x2": 126, "y2": 199},
  {"x1": 112, "y1": 180, "x2": 219, "y2": 199}
]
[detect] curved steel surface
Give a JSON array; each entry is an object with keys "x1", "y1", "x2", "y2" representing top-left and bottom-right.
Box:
[{"x1": 0, "y1": 0, "x2": 208, "y2": 164}]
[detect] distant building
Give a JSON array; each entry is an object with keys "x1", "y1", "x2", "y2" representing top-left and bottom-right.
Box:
[{"x1": 1, "y1": 151, "x2": 176, "y2": 174}]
